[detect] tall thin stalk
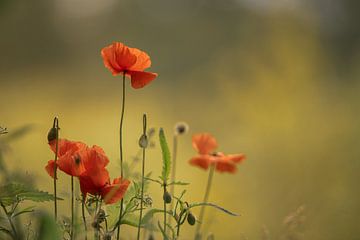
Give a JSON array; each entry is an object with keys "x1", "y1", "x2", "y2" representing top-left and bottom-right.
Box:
[
  {"x1": 52, "y1": 117, "x2": 59, "y2": 221},
  {"x1": 81, "y1": 194, "x2": 88, "y2": 240},
  {"x1": 163, "y1": 184, "x2": 167, "y2": 239},
  {"x1": 168, "y1": 135, "x2": 178, "y2": 232},
  {"x1": 116, "y1": 73, "x2": 126, "y2": 240},
  {"x1": 137, "y1": 114, "x2": 147, "y2": 240},
  {"x1": 194, "y1": 164, "x2": 215, "y2": 239},
  {"x1": 71, "y1": 176, "x2": 74, "y2": 240}
]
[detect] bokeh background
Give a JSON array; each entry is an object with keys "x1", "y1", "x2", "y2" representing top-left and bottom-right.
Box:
[{"x1": 1, "y1": 0, "x2": 360, "y2": 239}]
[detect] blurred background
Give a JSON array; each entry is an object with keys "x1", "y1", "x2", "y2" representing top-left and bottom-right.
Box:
[{"x1": 1, "y1": 0, "x2": 360, "y2": 239}]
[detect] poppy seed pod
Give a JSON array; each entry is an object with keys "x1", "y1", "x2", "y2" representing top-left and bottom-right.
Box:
[
  {"x1": 174, "y1": 122, "x2": 189, "y2": 136},
  {"x1": 163, "y1": 191, "x2": 172, "y2": 204},
  {"x1": 187, "y1": 212, "x2": 196, "y2": 226},
  {"x1": 139, "y1": 134, "x2": 148, "y2": 148},
  {"x1": 47, "y1": 127, "x2": 57, "y2": 142}
]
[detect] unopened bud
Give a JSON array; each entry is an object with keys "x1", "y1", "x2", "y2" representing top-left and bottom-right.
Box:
[
  {"x1": 187, "y1": 212, "x2": 196, "y2": 226},
  {"x1": 163, "y1": 191, "x2": 172, "y2": 204},
  {"x1": 148, "y1": 233, "x2": 155, "y2": 240},
  {"x1": 174, "y1": 122, "x2": 189, "y2": 136},
  {"x1": 47, "y1": 127, "x2": 57, "y2": 142},
  {"x1": 139, "y1": 134, "x2": 148, "y2": 148}
]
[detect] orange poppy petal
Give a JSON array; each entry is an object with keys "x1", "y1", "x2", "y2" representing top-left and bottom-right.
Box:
[
  {"x1": 215, "y1": 160, "x2": 237, "y2": 173},
  {"x1": 101, "y1": 178, "x2": 130, "y2": 204},
  {"x1": 79, "y1": 168, "x2": 110, "y2": 196},
  {"x1": 189, "y1": 155, "x2": 211, "y2": 170},
  {"x1": 128, "y1": 47, "x2": 151, "y2": 71},
  {"x1": 45, "y1": 160, "x2": 56, "y2": 179},
  {"x1": 192, "y1": 133, "x2": 218, "y2": 155},
  {"x1": 129, "y1": 71, "x2": 157, "y2": 89},
  {"x1": 57, "y1": 153, "x2": 86, "y2": 177},
  {"x1": 101, "y1": 42, "x2": 137, "y2": 75},
  {"x1": 227, "y1": 154, "x2": 246, "y2": 163}
]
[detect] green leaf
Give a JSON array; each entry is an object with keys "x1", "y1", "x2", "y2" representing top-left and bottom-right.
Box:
[
  {"x1": 12, "y1": 206, "x2": 35, "y2": 218},
  {"x1": 188, "y1": 202, "x2": 239, "y2": 216},
  {"x1": 159, "y1": 128, "x2": 171, "y2": 183},
  {"x1": 0, "y1": 183, "x2": 58, "y2": 206},
  {"x1": 141, "y1": 208, "x2": 175, "y2": 226},
  {"x1": 37, "y1": 212, "x2": 62, "y2": 240},
  {"x1": 167, "y1": 181, "x2": 189, "y2": 186}
]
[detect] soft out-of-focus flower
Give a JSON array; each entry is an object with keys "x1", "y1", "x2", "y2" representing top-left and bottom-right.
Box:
[
  {"x1": 101, "y1": 42, "x2": 158, "y2": 89},
  {"x1": 189, "y1": 133, "x2": 246, "y2": 173}
]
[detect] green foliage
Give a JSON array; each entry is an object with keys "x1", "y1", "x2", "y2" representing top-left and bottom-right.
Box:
[
  {"x1": 188, "y1": 202, "x2": 238, "y2": 216},
  {"x1": 0, "y1": 182, "x2": 57, "y2": 206},
  {"x1": 159, "y1": 128, "x2": 171, "y2": 183},
  {"x1": 37, "y1": 212, "x2": 62, "y2": 240}
]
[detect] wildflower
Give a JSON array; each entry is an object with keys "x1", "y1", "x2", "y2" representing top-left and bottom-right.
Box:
[
  {"x1": 189, "y1": 133, "x2": 245, "y2": 173},
  {"x1": 174, "y1": 122, "x2": 189, "y2": 136},
  {"x1": 101, "y1": 42, "x2": 158, "y2": 89}
]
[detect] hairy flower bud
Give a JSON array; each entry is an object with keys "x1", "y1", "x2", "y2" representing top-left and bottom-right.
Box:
[
  {"x1": 139, "y1": 134, "x2": 148, "y2": 148},
  {"x1": 163, "y1": 191, "x2": 172, "y2": 204},
  {"x1": 47, "y1": 127, "x2": 57, "y2": 142},
  {"x1": 187, "y1": 212, "x2": 196, "y2": 226}
]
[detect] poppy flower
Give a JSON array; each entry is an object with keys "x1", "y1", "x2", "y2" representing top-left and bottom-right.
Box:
[
  {"x1": 100, "y1": 177, "x2": 131, "y2": 204},
  {"x1": 45, "y1": 139, "x2": 88, "y2": 178},
  {"x1": 189, "y1": 133, "x2": 246, "y2": 173},
  {"x1": 101, "y1": 42, "x2": 158, "y2": 89}
]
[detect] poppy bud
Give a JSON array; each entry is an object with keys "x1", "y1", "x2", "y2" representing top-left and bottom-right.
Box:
[
  {"x1": 187, "y1": 212, "x2": 196, "y2": 226},
  {"x1": 139, "y1": 134, "x2": 148, "y2": 148},
  {"x1": 47, "y1": 127, "x2": 57, "y2": 142},
  {"x1": 148, "y1": 233, "x2": 155, "y2": 240},
  {"x1": 174, "y1": 122, "x2": 189, "y2": 136},
  {"x1": 163, "y1": 191, "x2": 172, "y2": 204}
]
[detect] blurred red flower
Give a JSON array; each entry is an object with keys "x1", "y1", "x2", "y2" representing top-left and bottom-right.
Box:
[
  {"x1": 189, "y1": 133, "x2": 246, "y2": 173},
  {"x1": 101, "y1": 42, "x2": 158, "y2": 89}
]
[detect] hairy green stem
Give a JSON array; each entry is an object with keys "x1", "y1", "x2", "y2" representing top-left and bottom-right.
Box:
[
  {"x1": 52, "y1": 117, "x2": 59, "y2": 221},
  {"x1": 163, "y1": 184, "x2": 167, "y2": 239},
  {"x1": 71, "y1": 176, "x2": 74, "y2": 240},
  {"x1": 81, "y1": 195, "x2": 88, "y2": 240},
  {"x1": 169, "y1": 135, "x2": 178, "y2": 233},
  {"x1": 137, "y1": 114, "x2": 147, "y2": 240},
  {"x1": 116, "y1": 73, "x2": 126, "y2": 240},
  {"x1": 0, "y1": 202, "x2": 18, "y2": 240},
  {"x1": 194, "y1": 165, "x2": 215, "y2": 239}
]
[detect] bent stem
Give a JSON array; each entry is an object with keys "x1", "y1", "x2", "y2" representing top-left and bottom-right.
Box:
[
  {"x1": 52, "y1": 117, "x2": 59, "y2": 221},
  {"x1": 137, "y1": 114, "x2": 147, "y2": 240},
  {"x1": 194, "y1": 164, "x2": 215, "y2": 239},
  {"x1": 81, "y1": 194, "x2": 88, "y2": 240},
  {"x1": 116, "y1": 73, "x2": 126, "y2": 240}
]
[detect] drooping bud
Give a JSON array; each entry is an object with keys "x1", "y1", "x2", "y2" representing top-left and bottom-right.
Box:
[
  {"x1": 47, "y1": 127, "x2": 57, "y2": 142},
  {"x1": 174, "y1": 122, "x2": 189, "y2": 136},
  {"x1": 139, "y1": 134, "x2": 148, "y2": 148},
  {"x1": 163, "y1": 191, "x2": 172, "y2": 204},
  {"x1": 187, "y1": 212, "x2": 196, "y2": 226}
]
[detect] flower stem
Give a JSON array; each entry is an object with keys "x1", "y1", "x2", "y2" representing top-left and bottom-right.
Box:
[
  {"x1": 52, "y1": 117, "x2": 59, "y2": 221},
  {"x1": 194, "y1": 164, "x2": 215, "y2": 239},
  {"x1": 137, "y1": 114, "x2": 147, "y2": 240},
  {"x1": 0, "y1": 201, "x2": 18, "y2": 239},
  {"x1": 81, "y1": 194, "x2": 88, "y2": 240},
  {"x1": 168, "y1": 135, "x2": 178, "y2": 232},
  {"x1": 116, "y1": 73, "x2": 126, "y2": 240},
  {"x1": 71, "y1": 176, "x2": 74, "y2": 240},
  {"x1": 163, "y1": 184, "x2": 167, "y2": 239}
]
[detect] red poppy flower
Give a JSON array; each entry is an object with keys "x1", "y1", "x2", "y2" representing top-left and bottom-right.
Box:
[
  {"x1": 100, "y1": 177, "x2": 131, "y2": 204},
  {"x1": 101, "y1": 42, "x2": 158, "y2": 89},
  {"x1": 45, "y1": 139, "x2": 88, "y2": 178},
  {"x1": 189, "y1": 133, "x2": 246, "y2": 173}
]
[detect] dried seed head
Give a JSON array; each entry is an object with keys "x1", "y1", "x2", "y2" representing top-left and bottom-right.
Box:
[
  {"x1": 143, "y1": 195, "x2": 153, "y2": 207},
  {"x1": 163, "y1": 191, "x2": 172, "y2": 204},
  {"x1": 174, "y1": 122, "x2": 189, "y2": 136},
  {"x1": 139, "y1": 134, "x2": 148, "y2": 148},
  {"x1": 0, "y1": 126, "x2": 8, "y2": 135},
  {"x1": 95, "y1": 209, "x2": 106, "y2": 224},
  {"x1": 187, "y1": 212, "x2": 196, "y2": 226},
  {"x1": 47, "y1": 127, "x2": 57, "y2": 142}
]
